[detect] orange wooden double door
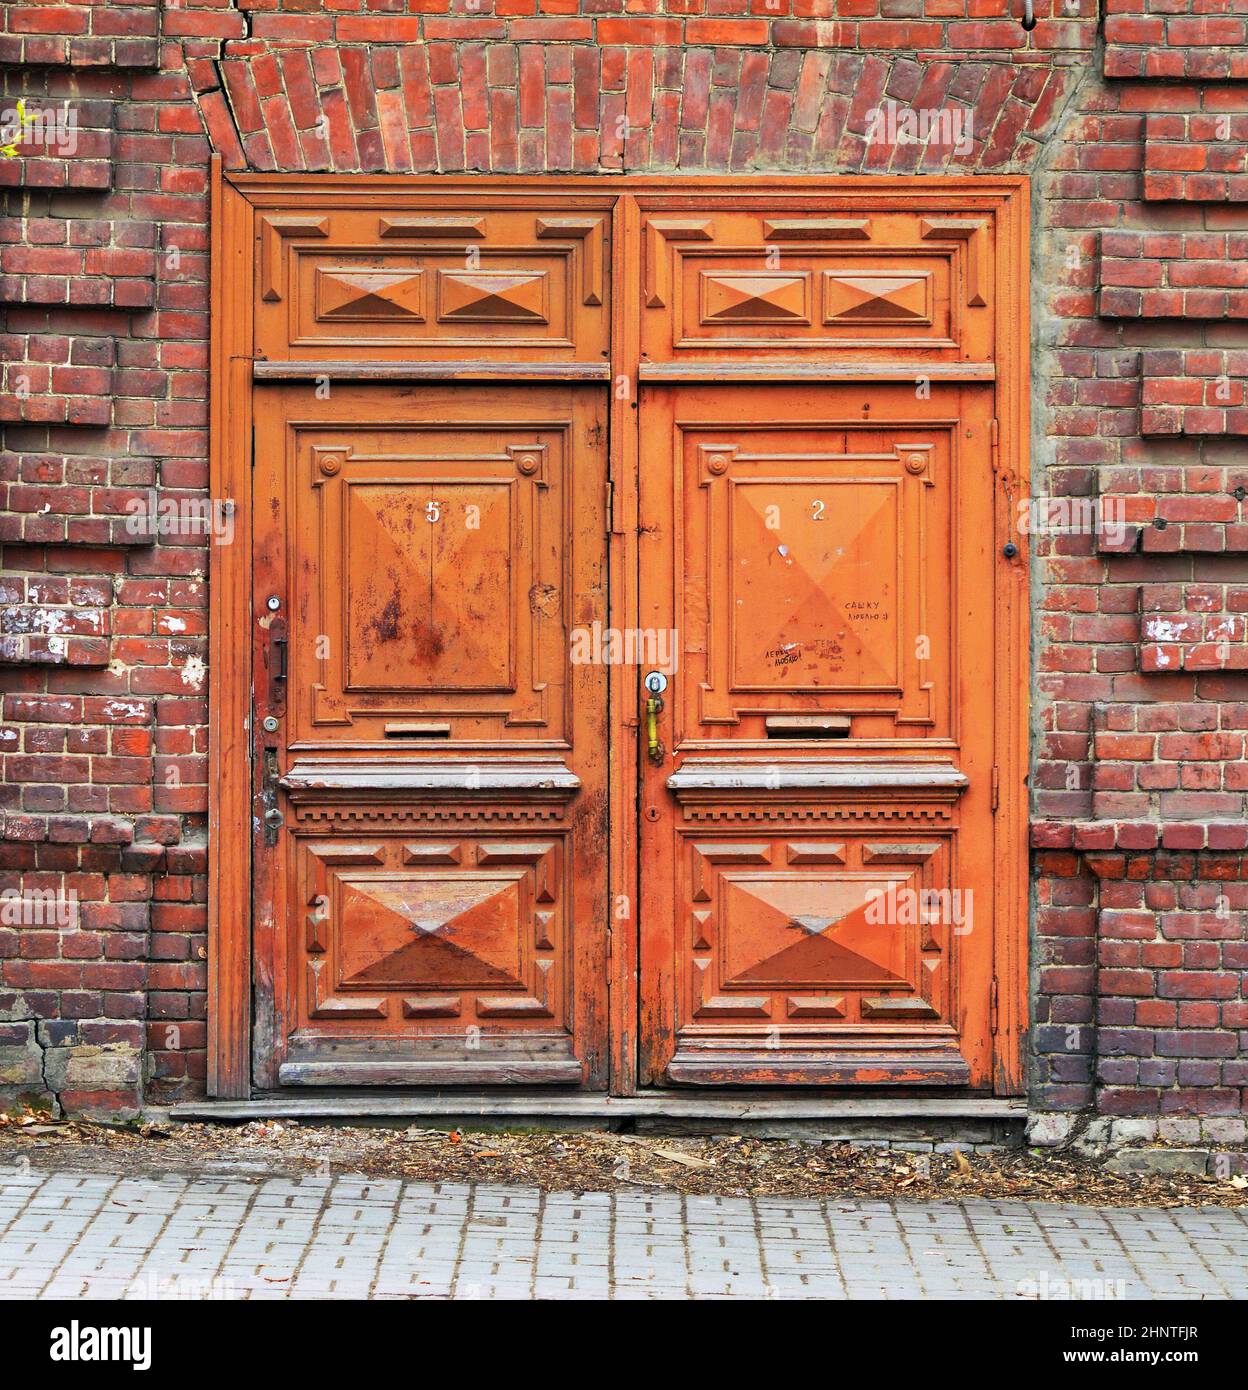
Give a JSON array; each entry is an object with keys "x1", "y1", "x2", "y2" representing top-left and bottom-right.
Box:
[{"x1": 229, "y1": 178, "x2": 1029, "y2": 1095}]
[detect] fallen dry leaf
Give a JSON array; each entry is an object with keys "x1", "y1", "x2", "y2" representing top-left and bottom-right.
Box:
[{"x1": 649, "y1": 1147, "x2": 716, "y2": 1170}]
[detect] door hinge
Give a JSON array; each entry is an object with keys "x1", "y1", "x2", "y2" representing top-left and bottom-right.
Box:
[
  {"x1": 991, "y1": 764, "x2": 1000, "y2": 812},
  {"x1": 990, "y1": 977, "x2": 999, "y2": 1035},
  {"x1": 990, "y1": 417, "x2": 1000, "y2": 472}
]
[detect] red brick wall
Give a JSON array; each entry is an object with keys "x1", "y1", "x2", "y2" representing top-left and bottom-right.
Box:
[
  {"x1": 1029, "y1": 2, "x2": 1248, "y2": 1131},
  {"x1": 1, "y1": 0, "x2": 1245, "y2": 1131}
]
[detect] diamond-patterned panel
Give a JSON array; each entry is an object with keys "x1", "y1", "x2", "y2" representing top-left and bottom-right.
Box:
[
  {"x1": 345, "y1": 480, "x2": 514, "y2": 692},
  {"x1": 720, "y1": 872, "x2": 910, "y2": 989},
  {"x1": 316, "y1": 267, "x2": 425, "y2": 320},
  {"x1": 439, "y1": 270, "x2": 548, "y2": 323},
  {"x1": 701, "y1": 272, "x2": 809, "y2": 325},
  {"x1": 683, "y1": 837, "x2": 951, "y2": 1032},
  {"x1": 295, "y1": 836, "x2": 565, "y2": 1033},
  {"x1": 730, "y1": 479, "x2": 899, "y2": 690},
  {"x1": 823, "y1": 271, "x2": 931, "y2": 325},
  {"x1": 339, "y1": 873, "x2": 527, "y2": 989}
]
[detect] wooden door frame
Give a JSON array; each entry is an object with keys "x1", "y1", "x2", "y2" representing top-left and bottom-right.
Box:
[{"x1": 208, "y1": 166, "x2": 1030, "y2": 1099}]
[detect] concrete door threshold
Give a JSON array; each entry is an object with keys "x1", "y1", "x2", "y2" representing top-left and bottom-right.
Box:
[{"x1": 170, "y1": 1091, "x2": 1027, "y2": 1124}]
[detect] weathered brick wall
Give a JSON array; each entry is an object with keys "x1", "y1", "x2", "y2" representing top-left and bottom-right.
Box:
[
  {"x1": 0, "y1": 0, "x2": 1245, "y2": 1132},
  {"x1": 1027, "y1": 1, "x2": 1248, "y2": 1141},
  {"x1": 1, "y1": 2, "x2": 208, "y2": 1116}
]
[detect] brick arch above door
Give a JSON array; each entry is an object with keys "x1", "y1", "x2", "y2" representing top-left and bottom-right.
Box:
[{"x1": 187, "y1": 32, "x2": 1079, "y2": 177}]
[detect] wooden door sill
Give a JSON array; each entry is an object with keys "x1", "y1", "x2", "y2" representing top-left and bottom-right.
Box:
[{"x1": 172, "y1": 1091, "x2": 1025, "y2": 1123}]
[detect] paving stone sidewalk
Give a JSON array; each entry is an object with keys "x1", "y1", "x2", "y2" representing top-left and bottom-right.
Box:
[{"x1": 0, "y1": 1166, "x2": 1245, "y2": 1299}]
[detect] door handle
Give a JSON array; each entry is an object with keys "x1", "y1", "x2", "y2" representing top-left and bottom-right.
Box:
[
  {"x1": 645, "y1": 694, "x2": 664, "y2": 765},
  {"x1": 643, "y1": 670, "x2": 667, "y2": 765},
  {"x1": 267, "y1": 615, "x2": 288, "y2": 716}
]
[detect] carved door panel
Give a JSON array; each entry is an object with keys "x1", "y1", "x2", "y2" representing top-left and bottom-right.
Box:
[
  {"x1": 637, "y1": 381, "x2": 998, "y2": 1086},
  {"x1": 252, "y1": 199, "x2": 610, "y2": 368},
  {"x1": 252, "y1": 382, "x2": 609, "y2": 1086}
]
